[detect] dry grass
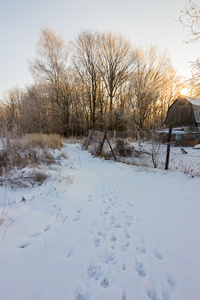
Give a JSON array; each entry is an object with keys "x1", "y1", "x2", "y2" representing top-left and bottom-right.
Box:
[
  {"x1": 24, "y1": 134, "x2": 63, "y2": 150},
  {"x1": 0, "y1": 133, "x2": 63, "y2": 177}
]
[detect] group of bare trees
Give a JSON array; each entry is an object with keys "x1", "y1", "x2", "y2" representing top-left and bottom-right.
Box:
[{"x1": 0, "y1": 27, "x2": 183, "y2": 137}]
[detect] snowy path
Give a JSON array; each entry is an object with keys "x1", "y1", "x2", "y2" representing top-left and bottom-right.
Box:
[{"x1": 0, "y1": 143, "x2": 200, "y2": 300}]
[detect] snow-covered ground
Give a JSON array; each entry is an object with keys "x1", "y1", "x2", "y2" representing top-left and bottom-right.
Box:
[
  {"x1": 0, "y1": 143, "x2": 200, "y2": 300},
  {"x1": 118, "y1": 141, "x2": 200, "y2": 176}
]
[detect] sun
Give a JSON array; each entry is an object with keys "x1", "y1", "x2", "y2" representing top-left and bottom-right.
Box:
[{"x1": 181, "y1": 88, "x2": 189, "y2": 95}]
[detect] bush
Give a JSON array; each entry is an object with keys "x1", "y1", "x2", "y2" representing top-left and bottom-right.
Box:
[{"x1": 113, "y1": 139, "x2": 134, "y2": 157}]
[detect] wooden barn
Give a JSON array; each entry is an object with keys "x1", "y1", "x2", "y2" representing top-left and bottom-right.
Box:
[{"x1": 165, "y1": 96, "x2": 200, "y2": 127}]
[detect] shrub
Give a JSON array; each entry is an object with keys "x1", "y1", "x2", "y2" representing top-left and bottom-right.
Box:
[{"x1": 113, "y1": 139, "x2": 134, "y2": 157}]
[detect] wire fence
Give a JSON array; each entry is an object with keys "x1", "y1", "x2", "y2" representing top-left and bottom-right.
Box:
[{"x1": 85, "y1": 126, "x2": 200, "y2": 176}]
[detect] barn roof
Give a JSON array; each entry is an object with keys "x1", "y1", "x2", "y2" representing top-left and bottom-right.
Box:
[
  {"x1": 185, "y1": 97, "x2": 200, "y2": 124},
  {"x1": 165, "y1": 96, "x2": 200, "y2": 126},
  {"x1": 185, "y1": 96, "x2": 200, "y2": 107}
]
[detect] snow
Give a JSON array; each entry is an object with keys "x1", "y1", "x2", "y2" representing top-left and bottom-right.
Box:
[
  {"x1": 0, "y1": 143, "x2": 200, "y2": 300},
  {"x1": 185, "y1": 96, "x2": 200, "y2": 107}
]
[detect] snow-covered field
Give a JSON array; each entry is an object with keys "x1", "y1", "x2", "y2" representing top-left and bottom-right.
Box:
[{"x1": 0, "y1": 143, "x2": 200, "y2": 300}]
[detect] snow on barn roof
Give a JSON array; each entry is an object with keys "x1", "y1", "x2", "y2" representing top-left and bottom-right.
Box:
[
  {"x1": 185, "y1": 96, "x2": 200, "y2": 123},
  {"x1": 185, "y1": 96, "x2": 200, "y2": 106}
]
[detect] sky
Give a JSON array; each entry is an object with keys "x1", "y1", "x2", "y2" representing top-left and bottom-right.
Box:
[{"x1": 0, "y1": 0, "x2": 199, "y2": 99}]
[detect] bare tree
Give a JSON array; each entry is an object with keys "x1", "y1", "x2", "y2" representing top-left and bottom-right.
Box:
[
  {"x1": 180, "y1": 1, "x2": 200, "y2": 43},
  {"x1": 71, "y1": 31, "x2": 100, "y2": 129},
  {"x1": 129, "y1": 47, "x2": 176, "y2": 144},
  {"x1": 97, "y1": 32, "x2": 136, "y2": 128},
  {"x1": 29, "y1": 27, "x2": 73, "y2": 136},
  {"x1": 2, "y1": 87, "x2": 24, "y2": 132},
  {"x1": 179, "y1": 1, "x2": 200, "y2": 96}
]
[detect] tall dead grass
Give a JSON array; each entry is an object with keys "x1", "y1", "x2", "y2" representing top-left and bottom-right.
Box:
[
  {"x1": 0, "y1": 133, "x2": 63, "y2": 176},
  {"x1": 24, "y1": 134, "x2": 63, "y2": 150}
]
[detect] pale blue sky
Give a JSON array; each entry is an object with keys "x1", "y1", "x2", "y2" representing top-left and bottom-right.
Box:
[{"x1": 0, "y1": 0, "x2": 199, "y2": 98}]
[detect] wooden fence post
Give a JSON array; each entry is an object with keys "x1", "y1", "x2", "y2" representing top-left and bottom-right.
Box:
[
  {"x1": 99, "y1": 129, "x2": 107, "y2": 154},
  {"x1": 106, "y1": 136, "x2": 117, "y2": 161},
  {"x1": 165, "y1": 123, "x2": 172, "y2": 170},
  {"x1": 98, "y1": 129, "x2": 117, "y2": 161},
  {"x1": 85, "y1": 130, "x2": 93, "y2": 150}
]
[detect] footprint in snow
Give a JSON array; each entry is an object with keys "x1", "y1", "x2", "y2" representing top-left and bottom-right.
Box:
[
  {"x1": 135, "y1": 260, "x2": 146, "y2": 278},
  {"x1": 44, "y1": 225, "x2": 51, "y2": 232},
  {"x1": 105, "y1": 252, "x2": 116, "y2": 264},
  {"x1": 121, "y1": 242, "x2": 130, "y2": 252},
  {"x1": 124, "y1": 231, "x2": 131, "y2": 240},
  {"x1": 87, "y1": 265, "x2": 102, "y2": 280},
  {"x1": 94, "y1": 238, "x2": 100, "y2": 247},
  {"x1": 66, "y1": 246, "x2": 75, "y2": 259},
  {"x1": 76, "y1": 294, "x2": 89, "y2": 300},
  {"x1": 100, "y1": 279, "x2": 109, "y2": 288},
  {"x1": 17, "y1": 241, "x2": 31, "y2": 249},
  {"x1": 126, "y1": 220, "x2": 133, "y2": 227},
  {"x1": 73, "y1": 215, "x2": 81, "y2": 221},
  {"x1": 162, "y1": 277, "x2": 176, "y2": 300},
  {"x1": 28, "y1": 231, "x2": 41, "y2": 238},
  {"x1": 137, "y1": 245, "x2": 147, "y2": 255},
  {"x1": 166, "y1": 275, "x2": 176, "y2": 288},
  {"x1": 76, "y1": 296, "x2": 85, "y2": 300},
  {"x1": 122, "y1": 291, "x2": 127, "y2": 300},
  {"x1": 109, "y1": 233, "x2": 117, "y2": 242},
  {"x1": 155, "y1": 251, "x2": 164, "y2": 260},
  {"x1": 146, "y1": 288, "x2": 159, "y2": 300},
  {"x1": 88, "y1": 195, "x2": 92, "y2": 202}
]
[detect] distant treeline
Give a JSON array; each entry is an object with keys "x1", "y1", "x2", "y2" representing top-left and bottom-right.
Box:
[{"x1": 0, "y1": 27, "x2": 187, "y2": 136}]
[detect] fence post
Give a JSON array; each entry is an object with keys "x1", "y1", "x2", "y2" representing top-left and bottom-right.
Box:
[
  {"x1": 99, "y1": 129, "x2": 107, "y2": 154},
  {"x1": 85, "y1": 130, "x2": 93, "y2": 150},
  {"x1": 165, "y1": 123, "x2": 172, "y2": 170},
  {"x1": 106, "y1": 135, "x2": 117, "y2": 161}
]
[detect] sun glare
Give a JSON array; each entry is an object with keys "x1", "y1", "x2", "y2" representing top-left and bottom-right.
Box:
[{"x1": 181, "y1": 88, "x2": 189, "y2": 95}]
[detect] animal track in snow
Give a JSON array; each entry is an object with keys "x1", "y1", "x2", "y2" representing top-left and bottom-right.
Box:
[
  {"x1": 127, "y1": 201, "x2": 134, "y2": 207},
  {"x1": 146, "y1": 288, "x2": 159, "y2": 300},
  {"x1": 94, "y1": 238, "x2": 100, "y2": 247},
  {"x1": 17, "y1": 241, "x2": 31, "y2": 249},
  {"x1": 44, "y1": 225, "x2": 51, "y2": 232},
  {"x1": 88, "y1": 195, "x2": 93, "y2": 202},
  {"x1": 162, "y1": 290, "x2": 170, "y2": 300},
  {"x1": 28, "y1": 231, "x2": 41, "y2": 238},
  {"x1": 100, "y1": 278, "x2": 109, "y2": 288},
  {"x1": 137, "y1": 245, "x2": 147, "y2": 254},
  {"x1": 155, "y1": 251, "x2": 164, "y2": 260},
  {"x1": 166, "y1": 275, "x2": 175, "y2": 288},
  {"x1": 105, "y1": 252, "x2": 116, "y2": 264},
  {"x1": 111, "y1": 243, "x2": 115, "y2": 249},
  {"x1": 76, "y1": 296, "x2": 85, "y2": 300},
  {"x1": 109, "y1": 233, "x2": 117, "y2": 242},
  {"x1": 122, "y1": 291, "x2": 127, "y2": 300},
  {"x1": 124, "y1": 231, "x2": 131, "y2": 240},
  {"x1": 135, "y1": 260, "x2": 146, "y2": 278},
  {"x1": 66, "y1": 246, "x2": 75, "y2": 259},
  {"x1": 73, "y1": 215, "x2": 81, "y2": 221},
  {"x1": 87, "y1": 265, "x2": 102, "y2": 280}
]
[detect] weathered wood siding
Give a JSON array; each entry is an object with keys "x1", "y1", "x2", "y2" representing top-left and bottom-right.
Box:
[{"x1": 165, "y1": 98, "x2": 196, "y2": 126}]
